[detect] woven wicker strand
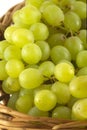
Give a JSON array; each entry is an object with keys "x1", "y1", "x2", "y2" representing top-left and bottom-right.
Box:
[{"x1": 0, "y1": 1, "x2": 87, "y2": 130}]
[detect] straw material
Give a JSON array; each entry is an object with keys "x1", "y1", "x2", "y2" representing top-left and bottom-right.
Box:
[{"x1": 0, "y1": 1, "x2": 87, "y2": 130}]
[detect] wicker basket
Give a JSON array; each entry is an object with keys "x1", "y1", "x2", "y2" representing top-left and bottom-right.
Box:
[{"x1": 0, "y1": 1, "x2": 87, "y2": 130}]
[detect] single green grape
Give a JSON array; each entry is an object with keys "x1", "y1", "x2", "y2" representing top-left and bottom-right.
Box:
[
  {"x1": 67, "y1": 96, "x2": 78, "y2": 109},
  {"x1": 2, "y1": 77, "x2": 21, "y2": 94},
  {"x1": 35, "y1": 41, "x2": 50, "y2": 61},
  {"x1": 4, "y1": 45, "x2": 21, "y2": 61},
  {"x1": 51, "y1": 81, "x2": 71, "y2": 104},
  {"x1": 12, "y1": 10, "x2": 29, "y2": 28},
  {"x1": 64, "y1": 36, "x2": 84, "y2": 61},
  {"x1": 78, "y1": 29, "x2": 87, "y2": 49},
  {"x1": 40, "y1": 1, "x2": 54, "y2": 12},
  {"x1": 0, "y1": 40, "x2": 10, "y2": 59},
  {"x1": 72, "y1": 1, "x2": 86, "y2": 19},
  {"x1": 34, "y1": 90, "x2": 57, "y2": 111},
  {"x1": 47, "y1": 33, "x2": 66, "y2": 48},
  {"x1": 21, "y1": 43, "x2": 42, "y2": 64},
  {"x1": 52, "y1": 106, "x2": 71, "y2": 119},
  {"x1": 25, "y1": 0, "x2": 44, "y2": 9},
  {"x1": 69, "y1": 75, "x2": 87, "y2": 98},
  {"x1": 72, "y1": 98, "x2": 87, "y2": 120},
  {"x1": 7, "y1": 92, "x2": 19, "y2": 110},
  {"x1": 76, "y1": 67, "x2": 87, "y2": 76},
  {"x1": 5, "y1": 59, "x2": 24, "y2": 78},
  {"x1": 19, "y1": 68, "x2": 44, "y2": 89},
  {"x1": 12, "y1": 28, "x2": 34, "y2": 48},
  {"x1": 0, "y1": 60, "x2": 8, "y2": 80},
  {"x1": 51, "y1": 45, "x2": 71, "y2": 64},
  {"x1": 4, "y1": 25, "x2": 19, "y2": 43},
  {"x1": 15, "y1": 94, "x2": 33, "y2": 113},
  {"x1": 19, "y1": 5, "x2": 41, "y2": 25},
  {"x1": 42, "y1": 5, "x2": 64, "y2": 26},
  {"x1": 54, "y1": 61, "x2": 75, "y2": 83},
  {"x1": 28, "y1": 106, "x2": 49, "y2": 117},
  {"x1": 76, "y1": 50, "x2": 87, "y2": 68},
  {"x1": 63, "y1": 11, "x2": 81, "y2": 32},
  {"x1": 39, "y1": 61, "x2": 55, "y2": 78},
  {"x1": 30, "y1": 22, "x2": 49, "y2": 41}
]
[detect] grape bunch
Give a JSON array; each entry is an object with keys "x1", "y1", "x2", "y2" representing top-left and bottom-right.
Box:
[{"x1": 0, "y1": 0, "x2": 87, "y2": 120}]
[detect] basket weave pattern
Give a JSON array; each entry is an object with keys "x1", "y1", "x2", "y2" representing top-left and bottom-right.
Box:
[{"x1": 0, "y1": 1, "x2": 87, "y2": 130}]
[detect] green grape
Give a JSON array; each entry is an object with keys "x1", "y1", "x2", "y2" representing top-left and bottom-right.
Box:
[
  {"x1": 21, "y1": 43, "x2": 42, "y2": 64},
  {"x1": 40, "y1": 1, "x2": 54, "y2": 12},
  {"x1": 77, "y1": 0, "x2": 86, "y2": 3},
  {"x1": 25, "y1": 64, "x2": 39, "y2": 69},
  {"x1": 42, "y1": 5, "x2": 64, "y2": 26},
  {"x1": 12, "y1": 28, "x2": 34, "y2": 48},
  {"x1": 2, "y1": 77, "x2": 21, "y2": 94},
  {"x1": 64, "y1": 36, "x2": 84, "y2": 61},
  {"x1": 12, "y1": 10, "x2": 29, "y2": 28},
  {"x1": 30, "y1": 22, "x2": 49, "y2": 41},
  {"x1": 28, "y1": 106, "x2": 49, "y2": 117},
  {"x1": 35, "y1": 41, "x2": 50, "y2": 61},
  {"x1": 63, "y1": 11, "x2": 81, "y2": 32},
  {"x1": 76, "y1": 51, "x2": 87, "y2": 68},
  {"x1": 39, "y1": 61, "x2": 55, "y2": 78},
  {"x1": 72, "y1": 98, "x2": 87, "y2": 120},
  {"x1": 47, "y1": 33, "x2": 66, "y2": 48},
  {"x1": 5, "y1": 59, "x2": 24, "y2": 78},
  {"x1": 78, "y1": 29, "x2": 87, "y2": 49},
  {"x1": 19, "y1": 5, "x2": 41, "y2": 25},
  {"x1": 51, "y1": 81, "x2": 71, "y2": 104},
  {"x1": 52, "y1": 106, "x2": 71, "y2": 119},
  {"x1": 76, "y1": 67, "x2": 87, "y2": 76},
  {"x1": 34, "y1": 84, "x2": 51, "y2": 95},
  {"x1": 0, "y1": 40, "x2": 10, "y2": 59},
  {"x1": 25, "y1": 0, "x2": 44, "y2": 9},
  {"x1": 19, "y1": 88, "x2": 34, "y2": 97},
  {"x1": 34, "y1": 90, "x2": 57, "y2": 111},
  {"x1": 72, "y1": 1, "x2": 86, "y2": 19},
  {"x1": 15, "y1": 94, "x2": 33, "y2": 113},
  {"x1": 50, "y1": 45, "x2": 71, "y2": 64},
  {"x1": 54, "y1": 61, "x2": 75, "y2": 83},
  {"x1": 4, "y1": 45, "x2": 21, "y2": 61},
  {"x1": 7, "y1": 92, "x2": 19, "y2": 110},
  {"x1": 67, "y1": 96, "x2": 78, "y2": 108},
  {"x1": 19, "y1": 68, "x2": 44, "y2": 89},
  {"x1": 69, "y1": 75, "x2": 87, "y2": 98},
  {"x1": 4, "y1": 25, "x2": 19, "y2": 43},
  {"x1": 0, "y1": 60, "x2": 8, "y2": 80}
]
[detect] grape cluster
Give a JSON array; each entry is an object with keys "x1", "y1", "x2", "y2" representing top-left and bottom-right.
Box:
[{"x1": 0, "y1": 0, "x2": 87, "y2": 120}]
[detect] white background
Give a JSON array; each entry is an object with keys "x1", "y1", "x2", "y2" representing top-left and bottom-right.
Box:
[{"x1": 0, "y1": 0, "x2": 23, "y2": 17}]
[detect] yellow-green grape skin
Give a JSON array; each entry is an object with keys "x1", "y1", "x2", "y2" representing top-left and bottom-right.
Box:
[
  {"x1": 76, "y1": 51, "x2": 87, "y2": 68},
  {"x1": 0, "y1": 60, "x2": 8, "y2": 80},
  {"x1": 64, "y1": 36, "x2": 84, "y2": 61},
  {"x1": 63, "y1": 11, "x2": 81, "y2": 32},
  {"x1": 52, "y1": 106, "x2": 71, "y2": 119},
  {"x1": 34, "y1": 90, "x2": 57, "y2": 111},
  {"x1": 4, "y1": 45, "x2": 21, "y2": 61},
  {"x1": 72, "y1": 98, "x2": 87, "y2": 120},
  {"x1": 35, "y1": 41, "x2": 50, "y2": 61},
  {"x1": 19, "y1": 5, "x2": 41, "y2": 25},
  {"x1": 21, "y1": 43, "x2": 42, "y2": 64},
  {"x1": 12, "y1": 28, "x2": 34, "y2": 48},
  {"x1": 15, "y1": 95, "x2": 33, "y2": 113},
  {"x1": 51, "y1": 81, "x2": 71, "y2": 105},
  {"x1": 30, "y1": 22, "x2": 49, "y2": 41},
  {"x1": 42, "y1": 5, "x2": 64, "y2": 26},
  {"x1": 0, "y1": 40, "x2": 10, "y2": 59},
  {"x1": 76, "y1": 67, "x2": 87, "y2": 76},
  {"x1": 54, "y1": 62, "x2": 75, "y2": 83},
  {"x1": 69, "y1": 76, "x2": 87, "y2": 98},
  {"x1": 5, "y1": 59, "x2": 24, "y2": 78},
  {"x1": 19, "y1": 68, "x2": 44, "y2": 89}
]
